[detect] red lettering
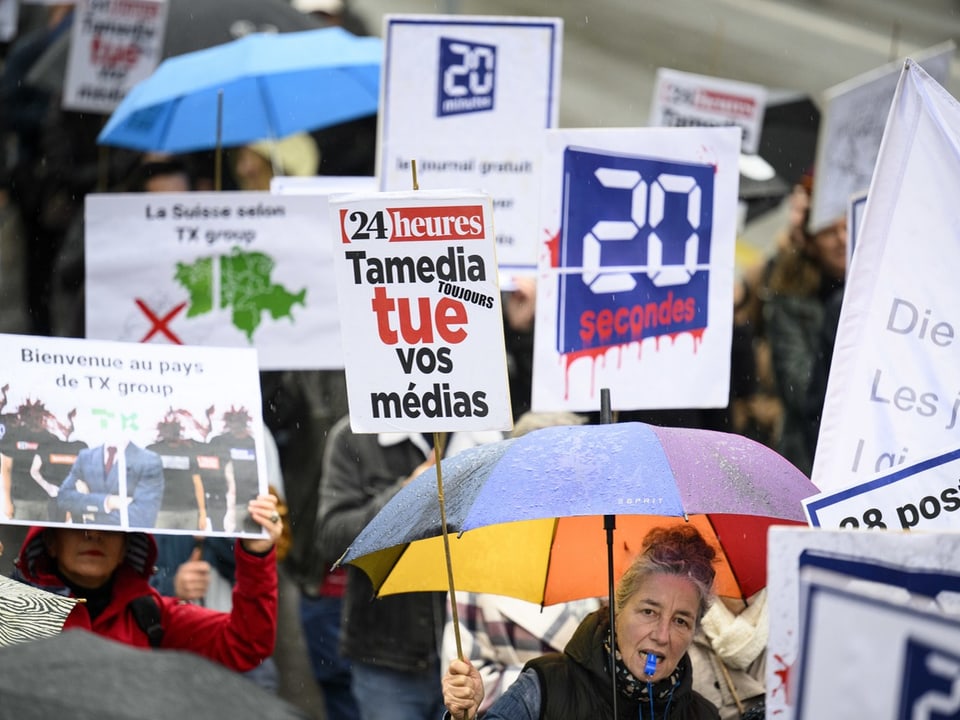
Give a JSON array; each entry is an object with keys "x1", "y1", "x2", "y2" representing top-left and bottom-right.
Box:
[
  {"x1": 436, "y1": 298, "x2": 467, "y2": 343},
  {"x1": 370, "y1": 287, "x2": 468, "y2": 345}
]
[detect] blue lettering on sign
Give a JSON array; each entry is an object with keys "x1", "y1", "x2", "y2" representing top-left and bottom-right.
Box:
[
  {"x1": 898, "y1": 637, "x2": 960, "y2": 719},
  {"x1": 555, "y1": 147, "x2": 713, "y2": 354},
  {"x1": 437, "y1": 37, "x2": 496, "y2": 118}
]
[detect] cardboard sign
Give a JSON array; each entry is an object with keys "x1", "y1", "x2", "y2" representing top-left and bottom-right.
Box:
[
  {"x1": 83, "y1": 191, "x2": 342, "y2": 370},
  {"x1": 0, "y1": 333, "x2": 267, "y2": 537},
  {"x1": 378, "y1": 14, "x2": 562, "y2": 281},
  {"x1": 531, "y1": 126, "x2": 740, "y2": 412},
  {"x1": 648, "y1": 67, "x2": 766, "y2": 154},
  {"x1": 329, "y1": 190, "x2": 512, "y2": 434},
  {"x1": 805, "y1": 444, "x2": 960, "y2": 530},
  {"x1": 767, "y1": 526, "x2": 960, "y2": 720},
  {"x1": 62, "y1": 0, "x2": 169, "y2": 114},
  {"x1": 809, "y1": 41, "x2": 953, "y2": 232},
  {"x1": 812, "y1": 61, "x2": 960, "y2": 492}
]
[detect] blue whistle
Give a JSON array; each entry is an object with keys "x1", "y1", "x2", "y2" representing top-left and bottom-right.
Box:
[{"x1": 644, "y1": 653, "x2": 658, "y2": 676}]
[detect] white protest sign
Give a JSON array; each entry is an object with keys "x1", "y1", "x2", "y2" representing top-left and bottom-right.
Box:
[
  {"x1": 794, "y1": 581, "x2": 960, "y2": 719},
  {"x1": 811, "y1": 61, "x2": 960, "y2": 492},
  {"x1": 0, "y1": 333, "x2": 267, "y2": 537},
  {"x1": 531, "y1": 126, "x2": 740, "y2": 412},
  {"x1": 62, "y1": 0, "x2": 169, "y2": 114},
  {"x1": 805, "y1": 444, "x2": 960, "y2": 530},
  {"x1": 648, "y1": 67, "x2": 766, "y2": 154},
  {"x1": 767, "y1": 526, "x2": 960, "y2": 720},
  {"x1": 329, "y1": 190, "x2": 512, "y2": 434},
  {"x1": 809, "y1": 41, "x2": 954, "y2": 232},
  {"x1": 84, "y1": 191, "x2": 342, "y2": 370},
  {"x1": 379, "y1": 14, "x2": 562, "y2": 281},
  {"x1": 270, "y1": 175, "x2": 376, "y2": 196}
]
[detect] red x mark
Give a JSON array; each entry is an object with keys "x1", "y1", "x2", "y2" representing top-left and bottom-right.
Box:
[{"x1": 135, "y1": 299, "x2": 187, "y2": 344}]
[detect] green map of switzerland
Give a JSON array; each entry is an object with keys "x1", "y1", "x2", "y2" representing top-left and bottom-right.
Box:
[{"x1": 175, "y1": 248, "x2": 306, "y2": 341}]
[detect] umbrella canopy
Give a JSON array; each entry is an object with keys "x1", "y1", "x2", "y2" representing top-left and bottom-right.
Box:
[
  {"x1": 0, "y1": 575, "x2": 77, "y2": 647},
  {"x1": 25, "y1": 0, "x2": 325, "y2": 94},
  {"x1": 340, "y1": 422, "x2": 817, "y2": 605},
  {"x1": 0, "y1": 630, "x2": 311, "y2": 720},
  {"x1": 97, "y1": 26, "x2": 382, "y2": 153}
]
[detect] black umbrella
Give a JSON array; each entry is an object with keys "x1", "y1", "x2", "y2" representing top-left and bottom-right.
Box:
[
  {"x1": 25, "y1": 0, "x2": 325, "y2": 94},
  {"x1": 757, "y1": 91, "x2": 821, "y2": 188},
  {"x1": 0, "y1": 630, "x2": 311, "y2": 720}
]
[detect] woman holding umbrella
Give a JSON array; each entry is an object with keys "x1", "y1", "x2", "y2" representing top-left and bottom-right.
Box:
[
  {"x1": 10, "y1": 493, "x2": 282, "y2": 673},
  {"x1": 443, "y1": 525, "x2": 721, "y2": 720}
]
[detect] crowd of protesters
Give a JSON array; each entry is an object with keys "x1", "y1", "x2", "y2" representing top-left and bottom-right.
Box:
[{"x1": 0, "y1": 4, "x2": 848, "y2": 720}]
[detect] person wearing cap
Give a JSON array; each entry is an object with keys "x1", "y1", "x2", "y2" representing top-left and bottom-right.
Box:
[{"x1": 10, "y1": 493, "x2": 283, "y2": 673}]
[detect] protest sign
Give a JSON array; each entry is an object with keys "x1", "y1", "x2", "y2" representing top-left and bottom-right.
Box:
[
  {"x1": 378, "y1": 14, "x2": 562, "y2": 282},
  {"x1": 794, "y1": 580, "x2": 960, "y2": 719},
  {"x1": 0, "y1": 333, "x2": 267, "y2": 537},
  {"x1": 804, "y1": 444, "x2": 960, "y2": 530},
  {"x1": 648, "y1": 67, "x2": 766, "y2": 154},
  {"x1": 270, "y1": 175, "x2": 376, "y2": 196},
  {"x1": 329, "y1": 189, "x2": 512, "y2": 434},
  {"x1": 62, "y1": 0, "x2": 168, "y2": 114},
  {"x1": 809, "y1": 41, "x2": 953, "y2": 232},
  {"x1": 531, "y1": 126, "x2": 740, "y2": 412},
  {"x1": 767, "y1": 526, "x2": 960, "y2": 720},
  {"x1": 811, "y1": 61, "x2": 960, "y2": 492},
  {"x1": 84, "y1": 191, "x2": 342, "y2": 370}
]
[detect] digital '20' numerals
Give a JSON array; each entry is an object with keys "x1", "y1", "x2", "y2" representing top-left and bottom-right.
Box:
[
  {"x1": 556, "y1": 147, "x2": 713, "y2": 354},
  {"x1": 437, "y1": 37, "x2": 496, "y2": 117}
]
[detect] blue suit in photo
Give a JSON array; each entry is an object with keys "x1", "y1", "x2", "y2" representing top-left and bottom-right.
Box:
[{"x1": 58, "y1": 443, "x2": 164, "y2": 528}]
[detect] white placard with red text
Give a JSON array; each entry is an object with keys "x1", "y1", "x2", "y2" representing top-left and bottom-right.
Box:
[
  {"x1": 84, "y1": 191, "x2": 341, "y2": 370},
  {"x1": 330, "y1": 190, "x2": 512, "y2": 434},
  {"x1": 648, "y1": 67, "x2": 766, "y2": 154},
  {"x1": 531, "y1": 126, "x2": 740, "y2": 412},
  {"x1": 62, "y1": 0, "x2": 169, "y2": 114}
]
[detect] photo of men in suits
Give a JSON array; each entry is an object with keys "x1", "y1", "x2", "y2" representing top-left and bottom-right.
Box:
[{"x1": 57, "y1": 441, "x2": 164, "y2": 529}]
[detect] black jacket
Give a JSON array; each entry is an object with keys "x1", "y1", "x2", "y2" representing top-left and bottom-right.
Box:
[{"x1": 527, "y1": 610, "x2": 719, "y2": 720}]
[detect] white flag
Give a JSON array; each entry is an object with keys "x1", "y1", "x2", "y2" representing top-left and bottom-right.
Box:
[{"x1": 812, "y1": 60, "x2": 960, "y2": 492}]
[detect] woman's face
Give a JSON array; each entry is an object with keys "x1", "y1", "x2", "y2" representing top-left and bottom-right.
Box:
[
  {"x1": 811, "y1": 217, "x2": 848, "y2": 280},
  {"x1": 46, "y1": 529, "x2": 126, "y2": 589},
  {"x1": 615, "y1": 572, "x2": 700, "y2": 682}
]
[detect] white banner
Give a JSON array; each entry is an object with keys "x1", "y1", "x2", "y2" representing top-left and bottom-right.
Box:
[
  {"x1": 648, "y1": 67, "x2": 766, "y2": 154},
  {"x1": 84, "y1": 191, "x2": 342, "y2": 370},
  {"x1": 805, "y1": 444, "x2": 960, "y2": 530},
  {"x1": 329, "y1": 190, "x2": 512, "y2": 434},
  {"x1": 378, "y1": 14, "x2": 562, "y2": 282},
  {"x1": 531, "y1": 126, "x2": 740, "y2": 412},
  {"x1": 62, "y1": 0, "x2": 169, "y2": 114},
  {"x1": 0, "y1": 333, "x2": 266, "y2": 537},
  {"x1": 812, "y1": 61, "x2": 960, "y2": 492},
  {"x1": 767, "y1": 526, "x2": 960, "y2": 720},
  {"x1": 809, "y1": 41, "x2": 954, "y2": 232}
]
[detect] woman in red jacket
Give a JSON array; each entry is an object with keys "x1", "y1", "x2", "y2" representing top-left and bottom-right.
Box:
[{"x1": 13, "y1": 494, "x2": 282, "y2": 673}]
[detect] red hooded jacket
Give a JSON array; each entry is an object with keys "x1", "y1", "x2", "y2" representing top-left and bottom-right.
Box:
[{"x1": 14, "y1": 526, "x2": 277, "y2": 672}]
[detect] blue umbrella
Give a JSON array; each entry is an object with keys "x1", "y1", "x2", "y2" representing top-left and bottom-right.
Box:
[{"x1": 97, "y1": 26, "x2": 382, "y2": 153}]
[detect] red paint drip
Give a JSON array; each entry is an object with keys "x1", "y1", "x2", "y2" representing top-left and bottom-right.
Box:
[
  {"x1": 562, "y1": 327, "x2": 706, "y2": 399},
  {"x1": 545, "y1": 231, "x2": 561, "y2": 268},
  {"x1": 771, "y1": 653, "x2": 791, "y2": 705}
]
